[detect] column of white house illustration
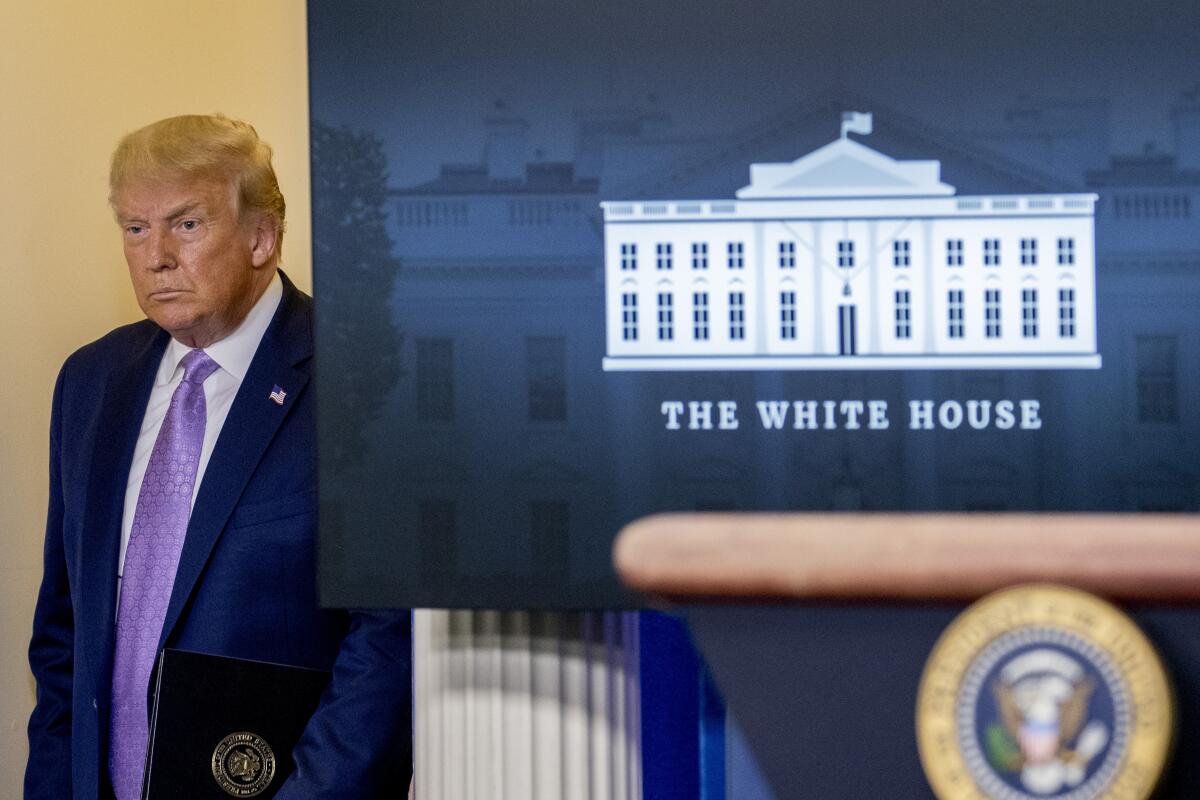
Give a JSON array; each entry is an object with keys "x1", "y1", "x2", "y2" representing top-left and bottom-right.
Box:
[{"x1": 602, "y1": 114, "x2": 1100, "y2": 371}]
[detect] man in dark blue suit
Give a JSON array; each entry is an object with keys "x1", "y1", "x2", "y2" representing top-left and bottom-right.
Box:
[{"x1": 26, "y1": 114, "x2": 411, "y2": 799}]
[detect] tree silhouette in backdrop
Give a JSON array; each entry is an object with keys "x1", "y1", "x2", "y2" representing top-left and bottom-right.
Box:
[{"x1": 310, "y1": 121, "x2": 403, "y2": 471}]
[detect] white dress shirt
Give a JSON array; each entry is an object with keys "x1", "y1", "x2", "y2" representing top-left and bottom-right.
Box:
[{"x1": 117, "y1": 272, "x2": 282, "y2": 577}]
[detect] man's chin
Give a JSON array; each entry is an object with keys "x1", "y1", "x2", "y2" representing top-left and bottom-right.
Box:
[{"x1": 147, "y1": 311, "x2": 206, "y2": 346}]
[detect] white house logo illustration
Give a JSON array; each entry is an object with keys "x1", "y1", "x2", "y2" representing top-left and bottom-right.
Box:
[{"x1": 601, "y1": 113, "x2": 1101, "y2": 371}]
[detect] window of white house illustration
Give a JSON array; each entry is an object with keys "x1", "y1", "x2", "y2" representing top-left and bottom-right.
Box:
[
  {"x1": 693, "y1": 292, "x2": 709, "y2": 341},
  {"x1": 985, "y1": 289, "x2": 1002, "y2": 338},
  {"x1": 893, "y1": 239, "x2": 910, "y2": 267},
  {"x1": 1057, "y1": 237, "x2": 1075, "y2": 266},
  {"x1": 657, "y1": 292, "x2": 674, "y2": 340},
  {"x1": 1021, "y1": 289, "x2": 1038, "y2": 338},
  {"x1": 894, "y1": 290, "x2": 912, "y2": 339},
  {"x1": 729, "y1": 291, "x2": 746, "y2": 340},
  {"x1": 727, "y1": 242, "x2": 745, "y2": 269},
  {"x1": 621, "y1": 293, "x2": 638, "y2": 341},
  {"x1": 1058, "y1": 288, "x2": 1076, "y2": 337},
  {"x1": 692, "y1": 242, "x2": 708, "y2": 270},
  {"x1": 656, "y1": 242, "x2": 673, "y2": 270},
  {"x1": 947, "y1": 239, "x2": 964, "y2": 267},
  {"x1": 620, "y1": 243, "x2": 637, "y2": 271},
  {"x1": 1021, "y1": 238, "x2": 1038, "y2": 266},
  {"x1": 779, "y1": 241, "x2": 796, "y2": 269},
  {"x1": 947, "y1": 290, "x2": 965, "y2": 339},
  {"x1": 838, "y1": 240, "x2": 855, "y2": 268},
  {"x1": 780, "y1": 291, "x2": 797, "y2": 340},
  {"x1": 984, "y1": 238, "x2": 1000, "y2": 266}
]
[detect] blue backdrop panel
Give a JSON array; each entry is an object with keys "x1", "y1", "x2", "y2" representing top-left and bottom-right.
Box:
[
  {"x1": 640, "y1": 612, "x2": 702, "y2": 800},
  {"x1": 309, "y1": 0, "x2": 1200, "y2": 609}
]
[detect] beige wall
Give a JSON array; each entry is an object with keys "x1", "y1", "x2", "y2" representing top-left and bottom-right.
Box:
[{"x1": 0, "y1": 1, "x2": 311, "y2": 787}]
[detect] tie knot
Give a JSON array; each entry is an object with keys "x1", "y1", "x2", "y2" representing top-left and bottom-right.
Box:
[{"x1": 180, "y1": 349, "x2": 219, "y2": 385}]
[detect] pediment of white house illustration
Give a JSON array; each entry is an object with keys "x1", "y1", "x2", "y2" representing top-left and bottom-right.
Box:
[
  {"x1": 612, "y1": 91, "x2": 1072, "y2": 200},
  {"x1": 737, "y1": 137, "x2": 956, "y2": 199}
]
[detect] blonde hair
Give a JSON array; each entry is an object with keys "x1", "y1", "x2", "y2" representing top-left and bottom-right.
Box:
[{"x1": 109, "y1": 114, "x2": 286, "y2": 255}]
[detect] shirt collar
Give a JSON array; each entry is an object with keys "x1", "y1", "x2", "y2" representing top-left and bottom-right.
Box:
[{"x1": 156, "y1": 271, "x2": 283, "y2": 386}]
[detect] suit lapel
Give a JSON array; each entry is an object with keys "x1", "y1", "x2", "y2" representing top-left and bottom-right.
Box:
[
  {"x1": 158, "y1": 276, "x2": 313, "y2": 651},
  {"x1": 78, "y1": 326, "x2": 168, "y2": 698}
]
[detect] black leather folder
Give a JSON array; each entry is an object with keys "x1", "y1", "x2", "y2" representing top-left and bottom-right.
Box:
[{"x1": 142, "y1": 648, "x2": 330, "y2": 799}]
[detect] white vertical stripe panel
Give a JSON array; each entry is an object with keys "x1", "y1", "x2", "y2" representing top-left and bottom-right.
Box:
[
  {"x1": 462, "y1": 612, "x2": 483, "y2": 800},
  {"x1": 607, "y1": 613, "x2": 626, "y2": 798},
  {"x1": 474, "y1": 611, "x2": 503, "y2": 800},
  {"x1": 500, "y1": 612, "x2": 533, "y2": 800},
  {"x1": 461, "y1": 612, "x2": 477, "y2": 800},
  {"x1": 530, "y1": 613, "x2": 563, "y2": 800},
  {"x1": 588, "y1": 612, "x2": 612, "y2": 800},
  {"x1": 413, "y1": 610, "x2": 441, "y2": 800},
  {"x1": 623, "y1": 612, "x2": 644, "y2": 800},
  {"x1": 443, "y1": 610, "x2": 469, "y2": 800},
  {"x1": 414, "y1": 609, "x2": 641, "y2": 800},
  {"x1": 561, "y1": 614, "x2": 589, "y2": 800}
]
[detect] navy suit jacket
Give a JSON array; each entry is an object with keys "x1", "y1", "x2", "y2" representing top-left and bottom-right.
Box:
[{"x1": 26, "y1": 273, "x2": 412, "y2": 799}]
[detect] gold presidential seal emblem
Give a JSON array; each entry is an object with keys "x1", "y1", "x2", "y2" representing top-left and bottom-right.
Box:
[
  {"x1": 916, "y1": 584, "x2": 1173, "y2": 800},
  {"x1": 211, "y1": 731, "x2": 276, "y2": 797}
]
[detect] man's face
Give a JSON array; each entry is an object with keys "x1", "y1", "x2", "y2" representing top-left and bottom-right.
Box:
[{"x1": 114, "y1": 177, "x2": 274, "y2": 348}]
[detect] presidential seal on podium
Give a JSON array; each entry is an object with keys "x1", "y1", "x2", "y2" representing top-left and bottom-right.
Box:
[{"x1": 916, "y1": 584, "x2": 1174, "y2": 800}]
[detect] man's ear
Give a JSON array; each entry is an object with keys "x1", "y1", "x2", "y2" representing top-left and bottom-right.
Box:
[{"x1": 249, "y1": 215, "x2": 280, "y2": 268}]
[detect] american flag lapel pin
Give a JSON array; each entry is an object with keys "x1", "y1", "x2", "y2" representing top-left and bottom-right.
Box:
[{"x1": 269, "y1": 385, "x2": 287, "y2": 406}]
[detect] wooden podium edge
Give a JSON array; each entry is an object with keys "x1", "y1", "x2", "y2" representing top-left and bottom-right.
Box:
[{"x1": 613, "y1": 513, "x2": 1200, "y2": 603}]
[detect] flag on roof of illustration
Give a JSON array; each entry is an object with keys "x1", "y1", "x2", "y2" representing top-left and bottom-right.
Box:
[
  {"x1": 841, "y1": 111, "x2": 873, "y2": 138},
  {"x1": 737, "y1": 114, "x2": 954, "y2": 200}
]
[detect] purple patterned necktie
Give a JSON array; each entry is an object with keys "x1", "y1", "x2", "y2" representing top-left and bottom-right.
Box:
[{"x1": 109, "y1": 348, "x2": 219, "y2": 800}]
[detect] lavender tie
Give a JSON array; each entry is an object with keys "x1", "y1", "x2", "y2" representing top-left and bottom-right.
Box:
[{"x1": 109, "y1": 348, "x2": 219, "y2": 800}]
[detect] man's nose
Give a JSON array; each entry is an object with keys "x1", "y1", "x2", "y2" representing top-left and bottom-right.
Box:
[{"x1": 147, "y1": 228, "x2": 177, "y2": 270}]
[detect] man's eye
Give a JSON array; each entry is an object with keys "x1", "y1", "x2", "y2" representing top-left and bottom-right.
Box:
[
  {"x1": 181, "y1": 220, "x2": 199, "y2": 231},
  {"x1": 126, "y1": 225, "x2": 144, "y2": 235}
]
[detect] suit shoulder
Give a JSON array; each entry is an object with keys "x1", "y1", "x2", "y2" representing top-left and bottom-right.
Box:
[
  {"x1": 60, "y1": 319, "x2": 162, "y2": 378},
  {"x1": 279, "y1": 272, "x2": 313, "y2": 314},
  {"x1": 293, "y1": 288, "x2": 313, "y2": 317}
]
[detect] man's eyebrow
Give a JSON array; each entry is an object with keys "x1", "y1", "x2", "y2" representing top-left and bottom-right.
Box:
[
  {"x1": 162, "y1": 201, "x2": 206, "y2": 221},
  {"x1": 116, "y1": 199, "x2": 211, "y2": 225}
]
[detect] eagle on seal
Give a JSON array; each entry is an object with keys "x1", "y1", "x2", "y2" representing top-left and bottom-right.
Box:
[
  {"x1": 227, "y1": 746, "x2": 263, "y2": 781},
  {"x1": 994, "y1": 674, "x2": 1095, "y2": 768}
]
